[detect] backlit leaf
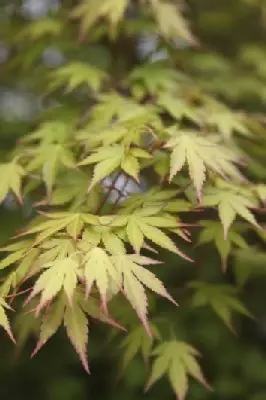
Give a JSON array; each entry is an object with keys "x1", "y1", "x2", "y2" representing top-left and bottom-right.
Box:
[
  {"x1": 64, "y1": 293, "x2": 90, "y2": 373},
  {"x1": 146, "y1": 341, "x2": 209, "y2": 400}
]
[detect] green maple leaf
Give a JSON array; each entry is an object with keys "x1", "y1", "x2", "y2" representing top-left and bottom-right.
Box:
[
  {"x1": 100, "y1": 231, "x2": 126, "y2": 255},
  {"x1": 158, "y1": 94, "x2": 201, "y2": 124},
  {"x1": 204, "y1": 184, "x2": 260, "y2": 238},
  {"x1": 27, "y1": 256, "x2": 80, "y2": 310},
  {"x1": 149, "y1": 0, "x2": 196, "y2": 44},
  {"x1": 82, "y1": 247, "x2": 117, "y2": 312},
  {"x1": 32, "y1": 293, "x2": 66, "y2": 356},
  {"x1": 0, "y1": 248, "x2": 40, "y2": 299},
  {"x1": 78, "y1": 145, "x2": 125, "y2": 189},
  {"x1": 83, "y1": 94, "x2": 157, "y2": 131},
  {"x1": 78, "y1": 145, "x2": 148, "y2": 190},
  {"x1": 32, "y1": 289, "x2": 125, "y2": 369},
  {"x1": 37, "y1": 238, "x2": 76, "y2": 266},
  {"x1": 64, "y1": 292, "x2": 90, "y2": 373},
  {"x1": 121, "y1": 187, "x2": 190, "y2": 213},
  {"x1": 49, "y1": 170, "x2": 101, "y2": 212},
  {"x1": 70, "y1": 0, "x2": 127, "y2": 37},
  {"x1": 198, "y1": 221, "x2": 248, "y2": 270},
  {"x1": 233, "y1": 247, "x2": 266, "y2": 287},
  {"x1": 146, "y1": 341, "x2": 210, "y2": 400},
  {"x1": 204, "y1": 107, "x2": 250, "y2": 141},
  {"x1": 14, "y1": 302, "x2": 41, "y2": 350},
  {"x1": 50, "y1": 62, "x2": 107, "y2": 92},
  {"x1": 0, "y1": 298, "x2": 16, "y2": 343},
  {"x1": 129, "y1": 63, "x2": 182, "y2": 96},
  {"x1": 119, "y1": 323, "x2": 160, "y2": 371},
  {"x1": 0, "y1": 161, "x2": 25, "y2": 204},
  {"x1": 189, "y1": 282, "x2": 252, "y2": 330},
  {"x1": 0, "y1": 240, "x2": 35, "y2": 283},
  {"x1": 78, "y1": 101, "x2": 160, "y2": 149},
  {"x1": 18, "y1": 17, "x2": 63, "y2": 40},
  {"x1": 111, "y1": 254, "x2": 177, "y2": 335},
  {"x1": 18, "y1": 212, "x2": 98, "y2": 245},
  {"x1": 23, "y1": 121, "x2": 74, "y2": 146},
  {"x1": 26, "y1": 143, "x2": 76, "y2": 197},
  {"x1": 254, "y1": 184, "x2": 266, "y2": 204},
  {"x1": 165, "y1": 129, "x2": 243, "y2": 200},
  {"x1": 124, "y1": 207, "x2": 191, "y2": 260}
]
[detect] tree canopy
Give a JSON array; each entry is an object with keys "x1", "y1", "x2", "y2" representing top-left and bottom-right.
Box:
[{"x1": 1, "y1": 1, "x2": 266, "y2": 399}]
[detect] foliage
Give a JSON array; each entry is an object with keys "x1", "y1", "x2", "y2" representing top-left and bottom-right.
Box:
[{"x1": 1, "y1": 0, "x2": 266, "y2": 399}]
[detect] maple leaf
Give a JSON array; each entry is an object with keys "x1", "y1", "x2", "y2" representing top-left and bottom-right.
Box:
[
  {"x1": 165, "y1": 129, "x2": 243, "y2": 201},
  {"x1": 0, "y1": 161, "x2": 25, "y2": 204},
  {"x1": 254, "y1": 184, "x2": 266, "y2": 204},
  {"x1": 50, "y1": 170, "x2": 93, "y2": 209},
  {"x1": 233, "y1": 247, "x2": 266, "y2": 287},
  {"x1": 78, "y1": 145, "x2": 148, "y2": 190},
  {"x1": 27, "y1": 257, "x2": 80, "y2": 310},
  {"x1": 26, "y1": 143, "x2": 76, "y2": 197},
  {"x1": 0, "y1": 248, "x2": 41, "y2": 299},
  {"x1": 203, "y1": 184, "x2": 260, "y2": 238},
  {"x1": 149, "y1": 0, "x2": 196, "y2": 45},
  {"x1": 0, "y1": 298, "x2": 16, "y2": 343},
  {"x1": 79, "y1": 292, "x2": 126, "y2": 331},
  {"x1": 101, "y1": 231, "x2": 126, "y2": 255},
  {"x1": 189, "y1": 282, "x2": 252, "y2": 331},
  {"x1": 50, "y1": 62, "x2": 107, "y2": 92},
  {"x1": 82, "y1": 247, "x2": 117, "y2": 312},
  {"x1": 198, "y1": 221, "x2": 248, "y2": 270},
  {"x1": 111, "y1": 254, "x2": 177, "y2": 335},
  {"x1": 146, "y1": 341, "x2": 210, "y2": 400},
  {"x1": 18, "y1": 212, "x2": 97, "y2": 245},
  {"x1": 64, "y1": 292, "x2": 90, "y2": 373},
  {"x1": 204, "y1": 106, "x2": 250, "y2": 141},
  {"x1": 32, "y1": 289, "x2": 125, "y2": 368},
  {"x1": 0, "y1": 240, "x2": 36, "y2": 286},
  {"x1": 129, "y1": 63, "x2": 183, "y2": 96},
  {"x1": 0, "y1": 248, "x2": 29, "y2": 271},
  {"x1": 18, "y1": 17, "x2": 63, "y2": 40},
  {"x1": 158, "y1": 93, "x2": 201, "y2": 124},
  {"x1": 121, "y1": 187, "x2": 190, "y2": 214},
  {"x1": 70, "y1": 0, "x2": 127, "y2": 38},
  {"x1": 119, "y1": 323, "x2": 160, "y2": 371},
  {"x1": 78, "y1": 145, "x2": 125, "y2": 190},
  {"x1": 124, "y1": 207, "x2": 191, "y2": 260},
  {"x1": 22, "y1": 121, "x2": 74, "y2": 146},
  {"x1": 32, "y1": 293, "x2": 66, "y2": 356}
]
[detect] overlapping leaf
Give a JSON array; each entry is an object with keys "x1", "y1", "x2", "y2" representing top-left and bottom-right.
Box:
[
  {"x1": 25, "y1": 143, "x2": 76, "y2": 196},
  {"x1": 165, "y1": 129, "x2": 243, "y2": 201},
  {"x1": 146, "y1": 341, "x2": 210, "y2": 400},
  {"x1": 129, "y1": 63, "x2": 183, "y2": 96},
  {"x1": 119, "y1": 323, "x2": 160, "y2": 370},
  {"x1": 149, "y1": 0, "x2": 196, "y2": 44},
  {"x1": 0, "y1": 161, "x2": 25, "y2": 204},
  {"x1": 50, "y1": 62, "x2": 107, "y2": 92},
  {"x1": 17, "y1": 17, "x2": 63, "y2": 40},
  {"x1": 70, "y1": 0, "x2": 128, "y2": 37},
  {"x1": 198, "y1": 221, "x2": 248, "y2": 270},
  {"x1": 0, "y1": 298, "x2": 15, "y2": 342},
  {"x1": 189, "y1": 282, "x2": 252, "y2": 330},
  {"x1": 27, "y1": 256, "x2": 80, "y2": 310},
  {"x1": 204, "y1": 184, "x2": 260, "y2": 238},
  {"x1": 124, "y1": 207, "x2": 191, "y2": 259},
  {"x1": 78, "y1": 145, "x2": 150, "y2": 190},
  {"x1": 18, "y1": 212, "x2": 98, "y2": 245},
  {"x1": 204, "y1": 107, "x2": 250, "y2": 141},
  {"x1": 111, "y1": 254, "x2": 177, "y2": 334}
]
